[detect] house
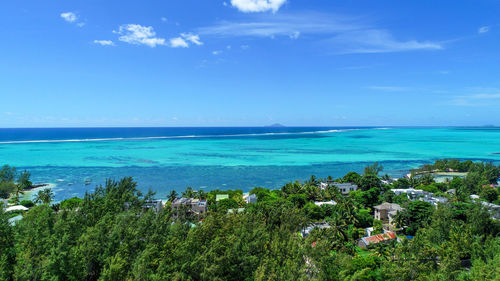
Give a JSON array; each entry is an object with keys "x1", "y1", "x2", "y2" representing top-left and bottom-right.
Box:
[
  {"x1": 358, "y1": 232, "x2": 397, "y2": 248},
  {"x1": 216, "y1": 194, "x2": 230, "y2": 202},
  {"x1": 227, "y1": 208, "x2": 245, "y2": 214},
  {"x1": 419, "y1": 196, "x2": 448, "y2": 207},
  {"x1": 314, "y1": 200, "x2": 337, "y2": 207},
  {"x1": 8, "y1": 215, "x2": 23, "y2": 226},
  {"x1": 171, "y1": 198, "x2": 208, "y2": 218},
  {"x1": 5, "y1": 205, "x2": 29, "y2": 212},
  {"x1": 481, "y1": 201, "x2": 500, "y2": 220},
  {"x1": 392, "y1": 188, "x2": 448, "y2": 207},
  {"x1": 391, "y1": 188, "x2": 431, "y2": 199},
  {"x1": 319, "y1": 181, "x2": 358, "y2": 195},
  {"x1": 244, "y1": 193, "x2": 257, "y2": 204},
  {"x1": 143, "y1": 200, "x2": 163, "y2": 213},
  {"x1": 373, "y1": 202, "x2": 403, "y2": 225},
  {"x1": 300, "y1": 222, "x2": 330, "y2": 237},
  {"x1": 381, "y1": 178, "x2": 396, "y2": 185}
]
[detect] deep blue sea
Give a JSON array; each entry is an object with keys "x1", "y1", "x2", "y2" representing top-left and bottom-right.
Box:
[{"x1": 1, "y1": 127, "x2": 499, "y2": 202}]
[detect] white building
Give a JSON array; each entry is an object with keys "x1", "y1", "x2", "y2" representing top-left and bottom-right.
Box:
[
  {"x1": 243, "y1": 193, "x2": 257, "y2": 204},
  {"x1": 314, "y1": 200, "x2": 337, "y2": 207},
  {"x1": 320, "y1": 181, "x2": 358, "y2": 195}
]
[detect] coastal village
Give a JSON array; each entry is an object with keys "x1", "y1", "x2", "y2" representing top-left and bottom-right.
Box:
[
  {"x1": 1, "y1": 159, "x2": 500, "y2": 279},
  {"x1": 2, "y1": 161, "x2": 500, "y2": 250}
]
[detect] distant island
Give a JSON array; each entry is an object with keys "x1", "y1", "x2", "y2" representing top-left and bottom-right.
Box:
[{"x1": 265, "y1": 123, "x2": 286, "y2": 128}]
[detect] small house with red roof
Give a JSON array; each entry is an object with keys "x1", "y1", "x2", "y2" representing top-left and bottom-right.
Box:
[{"x1": 358, "y1": 232, "x2": 398, "y2": 248}]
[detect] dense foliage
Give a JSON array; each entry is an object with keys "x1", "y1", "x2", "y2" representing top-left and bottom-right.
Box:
[{"x1": 0, "y1": 160, "x2": 499, "y2": 280}]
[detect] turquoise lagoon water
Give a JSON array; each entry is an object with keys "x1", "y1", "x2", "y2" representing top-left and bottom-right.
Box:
[{"x1": 0, "y1": 127, "x2": 499, "y2": 202}]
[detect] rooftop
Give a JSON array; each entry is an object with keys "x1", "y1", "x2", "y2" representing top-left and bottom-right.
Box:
[
  {"x1": 216, "y1": 194, "x2": 230, "y2": 201},
  {"x1": 374, "y1": 202, "x2": 402, "y2": 211},
  {"x1": 361, "y1": 232, "x2": 397, "y2": 245}
]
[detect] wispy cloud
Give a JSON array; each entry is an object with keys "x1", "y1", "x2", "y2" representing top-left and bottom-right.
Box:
[
  {"x1": 451, "y1": 88, "x2": 500, "y2": 106},
  {"x1": 61, "y1": 12, "x2": 85, "y2": 27},
  {"x1": 93, "y1": 40, "x2": 115, "y2": 46},
  {"x1": 327, "y1": 29, "x2": 442, "y2": 54},
  {"x1": 180, "y1": 33, "x2": 203, "y2": 45},
  {"x1": 114, "y1": 24, "x2": 166, "y2": 47},
  {"x1": 478, "y1": 26, "x2": 490, "y2": 34},
  {"x1": 230, "y1": 0, "x2": 287, "y2": 13},
  {"x1": 366, "y1": 86, "x2": 411, "y2": 92},
  {"x1": 212, "y1": 50, "x2": 222, "y2": 55},
  {"x1": 198, "y1": 12, "x2": 357, "y2": 38},
  {"x1": 198, "y1": 12, "x2": 443, "y2": 54},
  {"x1": 169, "y1": 33, "x2": 203, "y2": 48},
  {"x1": 61, "y1": 12, "x2": 78, "y2": 23}
]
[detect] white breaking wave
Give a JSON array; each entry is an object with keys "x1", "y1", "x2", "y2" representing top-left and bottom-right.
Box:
[{"x1": 0, "y1": 128, "x2": 369, "y2": 144}]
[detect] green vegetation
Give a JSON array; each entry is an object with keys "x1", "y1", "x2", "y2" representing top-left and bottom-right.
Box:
[
  {"x1": 0, "y1": 165, "x2": 33, "y2": 203},
  {"x1": 0, "y1": 160, "x2": 499, "y2": 280}
]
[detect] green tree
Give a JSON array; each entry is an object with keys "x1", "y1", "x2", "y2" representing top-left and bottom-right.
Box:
[
  {"x1": 373, "y1": 219, "x2": 383, "y2": 235},
  {"x1": 0, "y1": 181, "x2": 15, "y2": 199},
  {"x1": 480, "y1": 185, "x2": 498, "y2": 203},
  {"x1": 34, "y1": 188, "x2": 54, "y2": 205},
  {"x1": 343, "y1": 171, "x2": 362, "y2": 185},
  {"x1": 0, "y1": 203, "x2": 15, "y2": 280},
  {"x1": 364, "y1": 162, "x2": 384, "y2": 176},
  {"x1": 395, "y1": 201, "x2": 433, "y2": 235},
  {"x1": 168, "y1": 190, "x2": 178, "y2": 202},
  {"x1": 359, "y1": 174, "x2": 382, "y2": 191},
  {"x1": 0, "y1": 165, "x2": 16, "y2": 183}
]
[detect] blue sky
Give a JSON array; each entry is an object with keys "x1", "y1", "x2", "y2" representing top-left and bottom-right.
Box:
[{"x1": 1, "y1": 0, "x2": 500, "y2": 127}]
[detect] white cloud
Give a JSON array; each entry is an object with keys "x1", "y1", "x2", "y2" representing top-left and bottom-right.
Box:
[
  {"x1": 478, "y1": 26, "x2": 490, "y2": 34},
  {"x1": 231, "y1": 0, "x2": 286, "y2": 13},
  {"x1": 367, "y1": 86, "x2": 411, "y2": 92},
  {"x1": 181, "y1": 33, "x2": 203, "y2": 45},
  {"x1": 289, "y1": 31, "x2": 300, "y2": 39},
  {"x1": 169, "y1": 37, "x2": 189, "y2": 48},
  {"x1": 199, "y1": 12, "x2": 443, "y2": 54},
  {"x1": 198, "y1": 13, "x2": 356, "y2": 38},
  {"x1": 328, "y1": 29, "x2": 442, "y2": 54},
  {"x1": 161, "y1": 17, "x2": 167, "y2": 22},
  {"x1": 240, "y1": 45, "x2": 249, "y2": 49},
  {"x1": 114, "y1": 24, "x2": 166, "y2": 47},
  {"x1": 61, "y1": 12, "x2": 78, "y2": 23},
  {"x1": 212, "y1": 50, "x2": 222, "y2": 55},
  {"x1": 451, "y1": 88, "x2": 500, "y2": 106},
  {"x1": 94, "y1": 40, "x2": 115, "y2": 46},
  {"x1": 223, "y1": 2, "x2": 228, "y2": 6}
]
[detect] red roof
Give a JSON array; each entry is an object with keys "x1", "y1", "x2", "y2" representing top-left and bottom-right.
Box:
[{"x1": 364, "y1": 232, "x2": 397, "y2": 244}]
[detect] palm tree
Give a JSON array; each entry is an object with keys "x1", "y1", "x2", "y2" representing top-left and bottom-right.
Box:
[
  {"x1": 13, "y1": 170, "x2": 32, "y2": 202},
  {"x1": 34, "y1": 188, "x2": 54, "y2": 205},
  {"x1": 364, "y1": 162, "x2": 383, "y2": 176},
  {"x1": 339, "y1": 197, "x2": 358, "y2": 226},
  {"x1": 408, "y1": 174, "x2": 419, "y2": 188},
  {"x1": 198, "y1": 190, "x2": 206, "y2": 200},
  {"x1": 327, "y1": 214, "x2": 348, "y2": 248},
  {"x1": 182, "y1": 187, "x2": 195, "y2": 198},
  {"x1": 168, "y1": 190, "x2": 178, "y2": 202}
]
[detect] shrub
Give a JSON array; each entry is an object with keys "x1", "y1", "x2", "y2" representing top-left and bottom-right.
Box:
[{"x1": 19, "y1": 200, "x2": 34, "y2": 208}]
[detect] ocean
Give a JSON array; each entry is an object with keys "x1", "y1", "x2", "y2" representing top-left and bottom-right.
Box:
[{"x1": 1, "y1": 127, "x2": 499, "y2": 202}]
